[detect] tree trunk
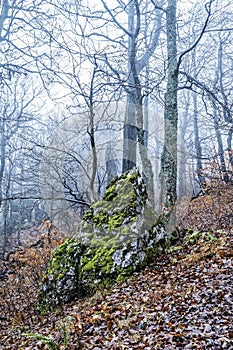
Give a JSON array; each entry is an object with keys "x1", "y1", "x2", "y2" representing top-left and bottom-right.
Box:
[
  {"x1": 136, "y1": 101, "x2": 155, "y2": 206},
  {"x1": 106, "y1": 143, "x2": 118, "y2": 185},
  {"x1": 122, "y1": 0, "x2": 164, "y2": 176},
  {"x1": 122, "y1": 0, "x2": 137, "y2": 173},
  {"x1": 88, "y1": 65, "x2": 98, "y2": 202},
  {"x1": 0, "y1": 117, "x2": 6, "y2": 210},
  {"x1": 227, "y1": 126, "x2": 233, "y2": 174},
  {"x1": 218, "y1": 39, "x2": 233, "y2": 178},
  {"x1": 122, "y1": 93, "x2": 137, "y2": 172},
  {"x1": 193, "y1": 91, "x2": 204, "y2": 184},
  {"x1": 213, "y1": 107, "x2": 229, "y2": 182},
  {"x1": 160, "y1": 0, "x2": 178, "y2": 208}
]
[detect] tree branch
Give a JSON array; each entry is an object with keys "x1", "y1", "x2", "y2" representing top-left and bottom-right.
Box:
[
  {"x1": 136, "y1": 0, "x2": 165, "y2": 72},
  {"x1": 177, "y1": 0, "x2": 214, "y2": 70},
  {"x1": 179, "y1": 70, "x2": 232, "y2": 120},
  {"x1": 150, "y1": 0, "x2": 167, "y2": 13},
  {"x1": 100, "y1": 0, "x2": 132, "y2": 37}
]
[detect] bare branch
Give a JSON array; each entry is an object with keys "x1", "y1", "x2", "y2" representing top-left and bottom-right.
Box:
[
  {"x1": 179, "y1": 70, "x2": 232, "y2": 120},
  {"x1": 100, "y1": 0, "x2": 132, "y2": 37},
  {"x1": 150, "y1": 0, "x2": 167, "y2": 13},
  {"x1": 177, "y1": 0, "x2": 214, "y2": 70}
]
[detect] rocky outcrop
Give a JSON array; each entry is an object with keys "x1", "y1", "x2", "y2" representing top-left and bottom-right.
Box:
[{"x1": 37, "y1": 169, "x2": 172, "y2": 313}]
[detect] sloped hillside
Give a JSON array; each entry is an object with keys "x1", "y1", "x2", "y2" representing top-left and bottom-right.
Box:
[
  {"x1": 179, "y1": 183, "x2": 233, "y2": 232},
  {"x1": 0, "y1": 185, "x2": 232, "y2": 349}
]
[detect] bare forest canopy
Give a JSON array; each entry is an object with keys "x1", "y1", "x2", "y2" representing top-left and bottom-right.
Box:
[{"x1": 0, "y1": 0, "x2": 232, "y2": 251}]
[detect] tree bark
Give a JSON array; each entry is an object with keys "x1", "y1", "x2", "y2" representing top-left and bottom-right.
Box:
[
  {"x1": 160, "y1": 0, "x2": 178, "y2": 208},
  {"x1": 122, "y1": 0, "x2": 164, "y2": 177},
  {"x1": 193, "y1": 91, "x2": 204, "y2": 184},
  {"x1": 213, "y1": 107, "x2": 229, "y2": 182}
]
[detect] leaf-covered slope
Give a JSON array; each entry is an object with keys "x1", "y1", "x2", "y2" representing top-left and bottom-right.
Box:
[
  {"x1": 178, "y1": 183, "x2": 233, "y2": 232},
  {"x1": 0, "y1": 184, "x2": 232, "y2": 349},
  {"x1": 1, "y1": 227, "x2": 232, "y2": 349}
]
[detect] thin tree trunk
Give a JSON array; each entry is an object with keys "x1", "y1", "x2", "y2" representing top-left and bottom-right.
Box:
[
  {"x1": 0, "y1": 117, "x2": 6, "y2": 210},
  {"x1": 213, "y1": 107, "x2": 229, "y2": 182},
  {"x1": 218, "y1": 40, "x2": 233, "y2": 178},
  {"x1": 144, "y1": 61, "x2": 149, "y2": 149},
  {"x1": 193, "y1": 91, "x2": 204, "y2": 184},
  {"x1": 227, "y1": 125, "x2": 233, "y2": 174},
  {"x1": 88, "y1": 66, "x2": 98, "y2": 202},
  {"x1": 106, "y1": 143, "x2": 117, "y2": 185},
  {"x1": 88, "y1": 106, "x2": 98, "y2": 202},
  {"x1": 136, "y1": 101, "x2": 155, "y2": 206}
]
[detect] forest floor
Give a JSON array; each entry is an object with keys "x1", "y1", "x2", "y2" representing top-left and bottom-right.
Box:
[{"x1": 0, "y1": 184, "x2": 233, "y2": 349}]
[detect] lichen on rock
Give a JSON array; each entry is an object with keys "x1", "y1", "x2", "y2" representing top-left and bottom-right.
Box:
[{"x1": 37, "y1": 169, "x2": 171, "y2": 313}]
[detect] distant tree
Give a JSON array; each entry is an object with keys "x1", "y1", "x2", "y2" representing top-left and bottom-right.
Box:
[
  {"x1": 0, "y1": 0, "x2": 55, "y2": 80},
  {"x1": 0, "y1": 74, "x2": 43, "y2": 249},
  {"x1": 180, "y1": 24, "x2": 233, "y2": 187},
  {"x1": 35, "y1": 0, "x2": 167, "y2": 209}
]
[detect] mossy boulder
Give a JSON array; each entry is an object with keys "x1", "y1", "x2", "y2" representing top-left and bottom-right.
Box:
[{"x1": 37, "y1": 169, "x2": 171, "y2": 313}]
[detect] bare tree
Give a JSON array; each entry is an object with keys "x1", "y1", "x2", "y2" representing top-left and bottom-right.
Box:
[{"x1": 0, "y1": 74, "x2": 44, "y2": 249}]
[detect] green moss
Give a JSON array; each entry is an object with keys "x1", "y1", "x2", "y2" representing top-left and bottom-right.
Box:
[
  {"x1": 91, "y1": 200, "x2": 104, "y2": 209},
  {"x1": 98, "y1": 278, "x2": 115, "y2": 289},
  {"x1": 83, "y1": 171, "x2": 142, "y2": 231},
  {"x1": 146, "y1": 245, "x2": 162, "y2": 260},
  {"x1": 108, "y1": 214, "x2": 125, "y2": 230},
  {"x1": 42, "y1": 238, "x2": 84, "y2": 286},
  {"x1": 37, "y1": 169, "x2": 170, "y2": 314},
  {"x1": 185, "y1": 230, "x2": 200, "y2": 245},
  {"x1": 116, "y1": 274, "x2": 126, "y2": 283},
  {"x1": 85, "y1": 170, "x2": 146, "y2": 234},
  {"x1": 37, "y1": 292, "x2": 61, "y2": 315},
  {"x1": 115, "y1": 263, "x2": 137, "y2": 284},
  {"x1": 93, "y1": 212, "x2": 108, "y2": 227},
  {"x1": 156, "y1": 215, "x2": 168, "y2": 226},
  {"x1": 103, "y1": 183, "x2": 117, "y2": 201},
  {"x1": 46, "y1": 238, "x2": 78, "y2": 277},
  {"x1": 120, "y1": 225, "x2": 131, "y2": 236},
  {"x1": 170, "y1": 229, "x2": 180, "y2": 244},
  {"x1": 167, "y1": 245, "x2": 183, "y2": 253},
  {"x1": 83, "y1": 208, "x2": 94, "y2": 222},
  {"x1": 82, "y1": 246, "x2": 115, "y2": 273}
]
